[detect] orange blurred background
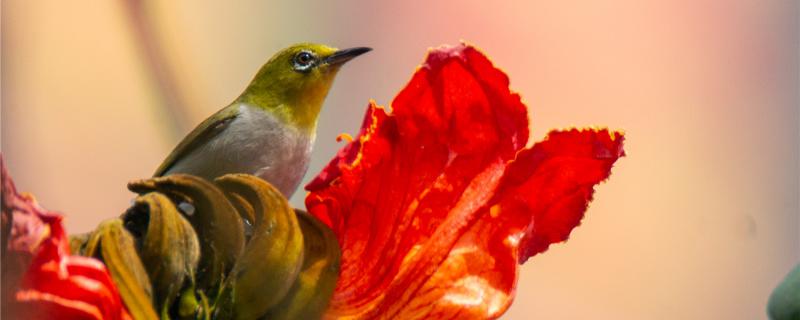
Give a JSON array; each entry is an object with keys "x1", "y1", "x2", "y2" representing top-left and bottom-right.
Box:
[{"x1": 2, "y1": 1, "x2": 797, "y2": 318}]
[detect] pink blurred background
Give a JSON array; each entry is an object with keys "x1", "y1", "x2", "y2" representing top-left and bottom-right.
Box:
[{"x1": 2, "y1": 1, "x2": 797, "y2": 318}]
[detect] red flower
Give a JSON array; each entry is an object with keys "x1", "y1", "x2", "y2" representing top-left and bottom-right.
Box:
[
  {"x1": 1, "y1": 160, "x2": 132, "y2": 320},
  {"x1": 306, "y1": 44, "x2": 625, "y2": 319}
]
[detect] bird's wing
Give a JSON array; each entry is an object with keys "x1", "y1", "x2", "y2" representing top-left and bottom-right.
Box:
[{"x1": 153, "y1": 106, "x2": 239, "y2": 177}]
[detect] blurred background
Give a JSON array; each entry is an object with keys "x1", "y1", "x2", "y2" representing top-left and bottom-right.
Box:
[{"x1": 2, "y1": 0, "x2": 797, "y2": 318}]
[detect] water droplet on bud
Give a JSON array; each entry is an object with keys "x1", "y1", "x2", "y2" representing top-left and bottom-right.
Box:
[{"x1": 178, "y1": 201, "x2": 196, "y2": 216}]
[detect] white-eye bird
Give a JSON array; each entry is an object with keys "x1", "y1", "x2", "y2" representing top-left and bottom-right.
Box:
[{"x1": 153, "y1": 43, "x2": 371, "y2": 197}]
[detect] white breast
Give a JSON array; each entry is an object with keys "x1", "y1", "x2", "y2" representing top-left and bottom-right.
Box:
[{"x1": 166, "y1": 104, "x2": 314, "y2": 198}]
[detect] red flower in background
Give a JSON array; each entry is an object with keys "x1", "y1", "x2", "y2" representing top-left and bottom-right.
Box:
[
  {"x1": 306, "y1": 44, "x2": 625, "y2": 319},
  {"x1": 1, "y1": 160, "x2": 131, "y2": 320}
]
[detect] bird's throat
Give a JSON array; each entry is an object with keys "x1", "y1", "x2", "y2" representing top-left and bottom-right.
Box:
[{"x1": 238, "y1": 83, "x2": 330, "y2": 134}]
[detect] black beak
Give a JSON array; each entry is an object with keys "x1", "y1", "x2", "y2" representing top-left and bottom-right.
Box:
[{"x1": 325, "y1": 47, "x2": 372, "y2": 65}]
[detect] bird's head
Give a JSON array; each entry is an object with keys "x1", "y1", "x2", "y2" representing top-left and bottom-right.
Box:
[{"x1": 239, "y1": 43, "x2": 371, "y2": 132}]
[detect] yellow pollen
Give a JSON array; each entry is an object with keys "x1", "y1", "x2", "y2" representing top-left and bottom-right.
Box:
[
  {"x1": 336, "y1": 133, "x2": 354, "y2": 143},
  {"x1": 489, "y1": 204, "x2": 501, "y2": 218}
]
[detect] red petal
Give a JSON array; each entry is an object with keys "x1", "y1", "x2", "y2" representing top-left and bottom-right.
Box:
[
  {"x1": 1, "y1": 157, "x2": 132, "y2": 320},
  {"x1": 307, "y1": 44, "x2": 625, "y2": 319},
  {"x1": 502, "y1": 128, "x2": 625, "y2": 263},
  {"x1": 15, "y1": 290, "x2": 104, "y2": 320},
  {"x1": 17, "y1": 225, "x2": 131, "y2": 320},
  {"x1": 2, "y1": 157, "x2": 63, "y2": 299}
]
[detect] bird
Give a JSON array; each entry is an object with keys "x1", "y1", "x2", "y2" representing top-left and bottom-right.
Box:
[{"x1": 153, "y1": 43, "x2": 371, "y2": 198}]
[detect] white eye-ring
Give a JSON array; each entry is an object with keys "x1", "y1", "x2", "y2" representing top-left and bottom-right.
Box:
[{"x1": 292, "y1": 51, "x2": 316, "y2": 72}]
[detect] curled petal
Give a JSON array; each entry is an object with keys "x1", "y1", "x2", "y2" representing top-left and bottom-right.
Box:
[
  {"x1": 128, "y1": 174, "x2": 245, "y2": 294},
  {"x1": 122, "y1": 192, "x2": 200, "y2": 313},
  {"x1": 213, "y1": 174, "x2": 304, "y2": 319},
  {"x1": 83, "y1": 219, "x2": 158, "y2": 320},
  {"x1": 263, "y1": 210, "x2": 341, "y2": 320},
  {"x1": 306, "y1": 44, "x2": 624, "y2": 319}
]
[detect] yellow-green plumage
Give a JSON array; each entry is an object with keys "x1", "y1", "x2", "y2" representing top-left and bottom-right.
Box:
[{"x1": 154, "y1": 43, "x2": 370, "y2": 197}]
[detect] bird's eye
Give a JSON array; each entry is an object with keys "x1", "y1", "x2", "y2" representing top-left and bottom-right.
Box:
[{"x1": 292, "y1": 51, "x2": 316, "y2": 72}]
